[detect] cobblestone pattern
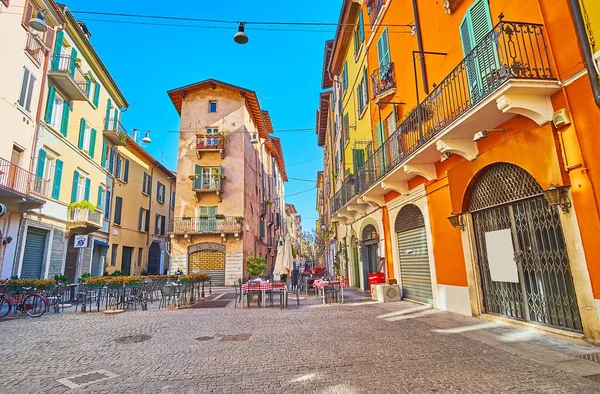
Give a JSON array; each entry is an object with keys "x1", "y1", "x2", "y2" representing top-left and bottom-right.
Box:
[{"x1": 0, "y1": 290, "x2": 600, "y2": 393}]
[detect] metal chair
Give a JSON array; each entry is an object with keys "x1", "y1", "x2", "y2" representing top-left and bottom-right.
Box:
[
  {"x1": 324, "y1": 282, "x2": 341, "y2": 303},
  {"x1": 284, "y1": 286, "x2": 300, "y2": 307},
  {"x1": 160, "y1": 284, "x2": 177, "y2": 309},
  {"x1": 233, "y1": 279, "x2": 242, "y2": 308}
]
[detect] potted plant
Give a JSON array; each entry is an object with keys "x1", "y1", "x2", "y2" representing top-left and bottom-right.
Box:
[
  {"x1": 312, "y1": 266, "x2": 326, "y2": 278},
  {"x1": 234, "y1": 216, "x2": 243, "y2": 224},
  {"x1": 68, "y1": 200, "x2": 96, "y2": 213},
  {"x1": 215, "y1": 214, "x2": 225, "y2": 220},
  {"x1": 141, "y1": 269, "x2": 149, "y2": 276},
  {"x1": 246, "y1": 256, "x2": 267, "y2": 280},
  {"x1": 74, "y1": 57, "x2": 82, "y2": 67}
]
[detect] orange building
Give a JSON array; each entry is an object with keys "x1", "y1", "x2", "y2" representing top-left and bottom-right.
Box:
[{"x1": 324, "y1": 0, "x2": 600, "y2": 341}]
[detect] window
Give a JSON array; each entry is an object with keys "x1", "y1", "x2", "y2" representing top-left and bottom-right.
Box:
[
  {"x1": 155, "y1": 214, "x2": 166, "y2": 236},
  {"x1": 341, "y1": 63, "x2": 348, "y2": 96},
  {"x1": 193, "y1": 165, "x2": 221, "y2": 190},
  {"x1": 18, "y1": 66, "x2": 35, "y2": 113},
  {"x1": 97, "y1": 185, "x2": 106, "y2": 213},
  {"x1": 138, "y1": 208, "x2": 149, "y2": 232},
  {"x1": 137, "y1": 247, "x2": 143, "y2": 267},
  {"x1": 357, "y1": 67, "x2": 369, "y2": 117},
  {"x1": 49, "y1": 91, "x2": 65, "y2": 130},
  {"x1": 377, "y1": 28, "x2": 391, "y2": 67},
  {"x1": 142, "y1": 172, "x2": 151, "y2": 195},
  {"x1": 70, "y1": 170, "x2": 90, "y2": 203},
  {"x1": 35, "y1": 148, "x2": 63, "y2": 199},
  {"x1": 170, "y1": 190, "x2": 175, "y2": 209},
  {"x1": 111, "y1": 244, "x2": 118, "y2": 266},
  {"x1": 343, "y1": 113, "x2": 350, "y2": 143},
  {"x1": 156, "y1": 182, "x2": 166, "y2": 203},
  {"x1": 208, "y1": 101, "x2": 217, "y2": 113},
  {"x1": 114, "y1": 196, "x2": 123, "y2": 225},
  {"x1": 385, "y1": 112, "x2": 396, "y2": 137},
  {"x1": 105, "y1": 190, "x2": 112, "y2": 220},
  {"x1": 115, "y1": 154, "x2": 129, "y2": 182},
  {"x1": 353, "y1": 10, "x2": 365, "y2": 56}
]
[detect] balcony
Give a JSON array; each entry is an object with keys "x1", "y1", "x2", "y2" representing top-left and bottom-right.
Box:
[
  {"x1": 367, "y1": 0, "x2": 384, "y2": 27},
  {"x1": 332, "y1": 19, "x2": 559, "y2": 220},
  {"x1": 0, "y1": 157, "x2": 45, "y2": 211},
  {"x1": 192, "y1": 167, "x2": 222, "y2": 202},
  {"x1": 196, "y1": 134, "x2": 224, "y2": 158},
  {"x1": 47, "y1": 54, "x2": 89, "y2": 101},
  {"x1": 371, "y1": 62, "x2": 396, "y2": 103},
  {"x1": 169, "y1": 216, "x2": 243, "y2": 236},
  {"x1": 103, "y1": 118, "x2": 127, "y2": 146},
  {"x1": 24, "y1": 33, "x2": 44, "y2": 65},
  {"x1": 67, "y1": 207, "x2": 103, "y2": 235}
]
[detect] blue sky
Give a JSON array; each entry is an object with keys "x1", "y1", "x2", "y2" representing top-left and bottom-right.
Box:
[{"x1": 64, "y1": 0, "x2": 342, "y2": 230}]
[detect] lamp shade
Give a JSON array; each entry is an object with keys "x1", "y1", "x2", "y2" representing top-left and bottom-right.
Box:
[
  {"x1": 234, "y1": 23, "x2": 248, "y2": 44},
  {"x1": 29, "y1": 11, "x2": 48, "y2": 33}
]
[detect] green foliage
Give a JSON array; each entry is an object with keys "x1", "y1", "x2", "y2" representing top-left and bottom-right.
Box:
[
  {"x1": 140, "y1": 269, "x2": 149, "y2": 276},
  {"x1": 80, "y1": 272, "x2": 91, "y2": 279},
  {"x1": 110, "y1": 270, "x2": 124, "y2": 276},
  {"x1": 246, "y1": 256, "x2": 267, "y2": 276},
  {"x1": 68, "y1": 200, "x2": 96, "y2": 213},
  {"x1": 291, "y1": 244, "x2": 297, "y2": 259},
  {"x1": 215, "y1": 214, "x2": 225, "y2": 219},
  {"x1": 54, "y1": 274, "x2": 69, "y2": 283}
]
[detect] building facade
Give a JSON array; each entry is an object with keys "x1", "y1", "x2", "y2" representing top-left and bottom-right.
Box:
[
  {"x1": 167, "y1": 79, "x2": 287, "y2": 285},
  {"x1": 107, "y1": 134, "x2": 175, "y2": 276},
  {"x1": 318, "y1": 0, "x2": 600, "y2": 341}
]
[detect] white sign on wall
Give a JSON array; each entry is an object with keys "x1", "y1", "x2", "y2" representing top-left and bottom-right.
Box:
[
  {"x1": 484, "y1": 229, "x2": 519, "y2": 283},
  {"x1": 74, "y1": 235, "x2": 89, "y2": 248}
]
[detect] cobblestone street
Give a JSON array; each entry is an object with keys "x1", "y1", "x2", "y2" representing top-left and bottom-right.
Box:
[{"x1": 2, "y1": 289, "x2": 600, "y2": 393}]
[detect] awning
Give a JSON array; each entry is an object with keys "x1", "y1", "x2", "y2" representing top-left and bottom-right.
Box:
[{"x1": 94, "y1": 240, "x2": 109, "y2": 248}]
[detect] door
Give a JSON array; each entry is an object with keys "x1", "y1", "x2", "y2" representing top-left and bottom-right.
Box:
[
  {"x1": 198, "y1": 206, "x2": 217, "y2": 232},
  {"x1": 470, "y1": 163, "x2": 582, "y2": 332},
  {"x1": 64, "y1": 235, "x2": 79, "y2": 282},
  {"x1": 91, "y1": 245, "x2": 107, "y2": 277},
  {"x1": 188, "y1": 248, "x2": 226, "y2": 285},
  {"x1": 8, "y1": 146, "x2": 22, "y2": 190},
  {"x1": 148, "y1": 242, "x2": 161, "y2": 275},
  {"x1": 21, "y1": 227, "x2": 48, "y2": 279},
  {"x1": 121, "y1": 246, "x2": 133, "y2": 275},
  {"x1": 352, "y1": 240, "x2": 360, "y2": 288},
  {"x1": 395, "y1": 205, "x2": 433, "y2": 304},
  {"x1": 361, "y1": 225, "x2": 379, "y2": 291}
]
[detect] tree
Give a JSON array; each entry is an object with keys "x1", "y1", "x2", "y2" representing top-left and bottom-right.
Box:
[{"x1": 300, "y1": 228, "x2": 328, "y2": 265}]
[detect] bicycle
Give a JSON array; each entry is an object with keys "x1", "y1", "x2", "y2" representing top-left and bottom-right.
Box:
[{"x1": 0, "y1": 281, "x2": 47, "y2": 318}]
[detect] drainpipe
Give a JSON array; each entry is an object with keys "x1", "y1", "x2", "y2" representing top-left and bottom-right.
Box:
[
  {"x1": 568, "y1": 0, "x2": 600, "y2": 107},
  {"x1": 30, "y1": 32, "x2": 52, "y2": 175},
  {"x1": 412, "y1": 0, "x2": 429, "y2": 94},
  {"x1": 146, "y1": 165, "x2": 156, "y2": 250}
]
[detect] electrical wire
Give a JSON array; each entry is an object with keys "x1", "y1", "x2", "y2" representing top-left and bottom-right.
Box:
[
  {"x1": 285, "y1": 187, "x2": 317, "y2": 198},
  {"x1": 287, "y1": 177, "x2": 317, "y2": 183}
]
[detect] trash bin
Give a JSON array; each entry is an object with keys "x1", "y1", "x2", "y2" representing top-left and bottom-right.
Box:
[{"x1": 368, "y1": 272, "x2": 386, "y2": 297}]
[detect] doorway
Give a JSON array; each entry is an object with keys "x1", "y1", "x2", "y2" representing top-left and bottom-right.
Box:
[
  {"x1": 64, "y1": 234, "x2": 78, "y2": 282},
  {"x1": 148, "y1": 242, "x2": 161, "y2": 275},
  {"x1": 361, "y1": 224, "x2": 379, "y2": 291},
  {"x1": 121, "y1": 246, "x2": 133, "y2": 276}
]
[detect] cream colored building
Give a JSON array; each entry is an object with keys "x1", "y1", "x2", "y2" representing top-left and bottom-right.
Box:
[
  {"x1": 12, "y1": 4, "x2": 128, "y2": 281},
  {"x1": 107, "y1": 134, "x2": 175, "y2": 276},
  {"x1": 167, "y1": 79, "x2": 287, "y2": 285}
]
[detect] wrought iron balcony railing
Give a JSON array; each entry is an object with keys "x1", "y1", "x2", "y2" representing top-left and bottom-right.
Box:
[
  {"x1": 367, "y1": 0, "x2": 384, "y2": 27},
  {"x1": 371, "y1": 62, "x2": 396, "y2": 99},
  {"x1": 0, "y1": 157, "x2": 45, "y2": 199},
  {"x1": 103, "y1": 118, "x2": 128, "y2": 145},
  {"x1": 25, "y1": 33, "x2": 44, "y2": 65},
  {"x1": 196, "y1": 135, "x2": 223, "y2": 151},
  {"x1": 331, "y1": 19, "x2": 554, "y2": 216},
  {"x1": 169, "y1": 216, "x2": 243, "y2": 234},
  {"x1": 50, "y1": 54, "x2": 89, "y2": 95}
]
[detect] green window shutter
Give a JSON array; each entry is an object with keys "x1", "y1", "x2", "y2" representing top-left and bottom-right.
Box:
[
  {"x1": 142, "y1": 173, "x2": 147, "y2": 194},
  {"x1": 60, "y1": 100, "x2": 70, "y2": 136},
  {"x1": 86, "y1": 79, "x2": 92, "y2": 98},
  {"x1": 208, "y1": 206, "x2": 217, "y2": 217},
  {"x1": 84, "y1": 178, "x2": 91, "y2": 201},
  {"x1": 108, "y1": 148, "x2": 114, "y2": 173},
  {"x1": 114, "y1": 196, "x2": 123, "y2": 225},
  {"x1": 123, "y1": 159, "x2": 129, "y2": 182},
  {"x1": 51, "y1": 30, "x2": 63, "y2": 71},
  {"x1": 89, "y1": 128, "x2": 97, "y2": 158},
  {"x1": 44, "y1": 86, "x2": 55, "y2": 123},
  {"x1": 104, "y1": 98, "x2": 111, "y2": 130},
  {"x1": 78, "y1": 118, "x2": 86, "y2": 149},
  {"x1": 52, "y1": 160, "x2": 63, "y2": 200},
  {"x1": 155, "y1": 213, "x2": 159, "y2": 234},
  {"x1": 199, "y1": 206, "x2": 208, "y2": 217},
  {"x1": 144, "y1": 207, "x2": 150, "y2": 231},
  {"x1": 160, "y1": 216, "x2": 166, "y2": 236},
  {"x1": 115, "y1": 153, "x2": 121, "y2": 177},
  {"x1": 260, "y1": 219, "x2": 265, "y2": 238},
  {"x1": 71, "y1": 170, "x2": 79, "y2": 203},
  {"x1": 138, "y1": 208, "x2": 143, "y2": 231},
  {"x1": 194, "y1": 164, "x2": 202, "y2": 190},
  {"x1": 359, "y1": 11, "x2": 364, "y2": 42},
  {"x1": 218, "y1": 165, "x2": 222, "y2": 189},
  {"x1": 377, "y1": 28, "x2": 390, "y2": 67},
  {"x1": 113, "y1": 108, "x2": 119, "y2": 129},
  {"x1": 93, "y1": 82, "x2": 101, "y2": 107},
  {"x1": 101, "y1": 140, "x2": 107, "y2": 167},
  {"x1": 35, "y1": 149, "x2": 46, "y2": 193},
  {"x1": 105, "y1": 190, "x2": 112, "y2": 220},
  {"x1": 69, "y1": 48, "x2": 77, "y2": 78},
  {"x1": 97, "y1": 186, "x2": 104, "y2": 207}
]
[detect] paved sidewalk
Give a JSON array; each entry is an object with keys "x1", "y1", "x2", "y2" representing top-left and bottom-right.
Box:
[{"x1": 1, "y1": 287, "x2": 600, "y2": 393}]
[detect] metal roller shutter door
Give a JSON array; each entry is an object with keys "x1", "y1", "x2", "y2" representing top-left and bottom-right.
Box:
[
  {"x1": 21, "y1": 228, "x2": 47, "y2": 279},
  {"x1": 397, "y1": 227, "x2": 433, "y2": 304}
]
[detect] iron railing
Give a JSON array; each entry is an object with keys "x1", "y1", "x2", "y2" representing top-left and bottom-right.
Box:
[
  {"x1": 367, "y1": 0, "x2": 384, "y2": 27},
  {"x1": 330, "y1": 19, "x2": 554, "y2": 216},
  {"x1": 103, "y1": 118, "x2": 128, "y2": 135},
  {"x1": 169, "y1": 216, "x2": 243, "y2": 234},
  {"x1": 68, "y1": 207, "x2": 102, "y2": 226},
  {"x1": 193, "y1": 170, "x2": 221, "y2": 191},
  {"x1": 0, "y1": 157, "x2": 45, "y2": 198},
  {"x1": 196, "y1": 135, "x2": 223, "y2": 150},
  {"x1": 371, "y1": 62, "x2": 396, "y2": 98},
  {"x1": 25, "y1": 33, "x2": 44, "y2": 64},
  {"x1": 50, "y1": 54, "x2": 89, "y2": 95}
]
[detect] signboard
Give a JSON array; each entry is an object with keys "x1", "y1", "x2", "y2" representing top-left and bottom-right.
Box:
[
  {"x1": 74, "y1": 235, "x2": 89, "y2": 248},
  {"x1": 484, "y1": 229, "x2": 519, "y2": 283}
]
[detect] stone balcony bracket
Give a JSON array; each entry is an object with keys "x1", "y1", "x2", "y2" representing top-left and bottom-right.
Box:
[
  {"x1": 436, "y1": 139, "x2": 479, "y2": 161},
  {"x1": 404, "y1": 164, "x2": 438, "y2": 181},
  {"x1": 381, "y1": 181, "x2": 409, "y2": 195},
  {"x1": 496, "y1": 91, "x2": 554, "y2": 126}
]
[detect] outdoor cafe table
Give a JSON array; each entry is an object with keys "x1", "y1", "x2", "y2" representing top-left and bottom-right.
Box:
[
  {"x1": 313, "y1": 280, "x2": 344, "y2": 304},
  {"x1": 241, "y1": 282, "x2": 286, "y2": 308}
]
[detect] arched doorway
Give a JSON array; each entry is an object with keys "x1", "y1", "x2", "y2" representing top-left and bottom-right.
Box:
[
  {"x1": 469, "y1": 163, "x2": 582, "y2": 331},
  {"x1": 148, "y1": 242, "x2": 161, "y2": 275},
  {"x1": 188, "y1": 243, "x2": 226, "y2": 285},
  {"x1": 395, "y1": 204, "x2": 433, "y2": 304},
  {"x1": 351, "y1": 236, "x2": 360, "y2": 288},
  {"x1": 64, "y1": 234, "x2": 78, "y2": 282},
  {"x1": 361, "y1": 225, "x2": 379, "y2": 291}
]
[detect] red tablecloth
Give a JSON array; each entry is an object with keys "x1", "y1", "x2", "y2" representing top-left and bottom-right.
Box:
[
  {"x1": 242, "y1": 282, "x2": 286, "y2": 291},
  {"x1": 313, "y1": 280, "x2": 344, "y2": 289}
]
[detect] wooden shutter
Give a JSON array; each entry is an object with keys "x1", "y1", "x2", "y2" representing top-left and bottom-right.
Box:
[
  {"x1": 108, "y1": 148, "x2": 114, "y2": 173},
  {"x1": 144, "y1": 208, "x2": 150, "y2": 231},
  {"x1": 78, "y1": 118, "x2": 86, "y2": 149},
  {"x1": 359, "y1": 11, "x2": 364, "y2": 42},
  {"x1": 89, "y1": 128, "x2": 97, "y2": 158},
  {"x1": 115, "y1": 154, "x2": 121, "y2": 178},
  {"x1": 97, "y1": 186, "x2": 104, "y2": 208},
  {"x1": 155, "y1": 213, "x2": 159, "y2": 234},
  {"x1": 44, "y1": 28, "x2": 55, "y2": 50},
  {"x1": 60, "y1": 101, "x2": 70, "y2": 136},
  {"x1": 44, "y1": 86, "x2": 55, "y2": 123},
  {"x1": 71, "y1": 170, "x2": 79, "y2": 203},
  {"x1": 114, "y1": 197, "x2": 123, "y2": 225},
  {"x1": 86, "y1": 79, "x2": 92, "y2": 99},
  {"x1": 260, "y1": 219, "x2": 265, "y2": 238},
  {"x1": 104, "y1": 98, "x2": 111, "y2": 130},
  {"x1": 25, "y1": 72, "x2": 35, "y2": 112},
  {"x1": 69, "y1": 48, "x2": 77, "y2": 78},
  {"x1": 194, "y1": 164, "x2": 202, "y2": 190},
  {"x1": 51, "y1": 30, "x2": 63, "y2": 71},
  {"x1": 105, "y1": 190, "x2": 111, "y2": 220},
  {"x1": 35, "y1": 149, "x2": 46, "y2": 193},
  {"x1": 138, "y1": 208, "x2": 143, "y2": 231},
  {"x1": 142, "y1": 173, "x2": 147, "y2": 194},
  {"x1": 160, "y1": 215, "x2": 166, "y2": 236},
  {"x1": 123, "y1": 159, "x2": 129, "y2": 182},
  {"x1": 93, "y1": 83, "x2": 101, "y2": 107},
  {"x1": 52, "y1": 159, "x2": 63, "y2": 200},
  {"x1": 101, "y1": 140, "x2": 107, "y2": 167},
  {"x1": 199, "y1": 206, "x2": 208, "y2": 217},
  {"x1": 113, "y1": 108, "x2": 119, "y2": 129},
  {"x1": 84, "y1": 178, "x2": 91, "y2": 201}
]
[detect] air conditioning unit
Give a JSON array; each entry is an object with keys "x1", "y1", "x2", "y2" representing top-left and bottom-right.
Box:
[{"x1": 372, "y1": 284, "x2": 401, "y2": 303}]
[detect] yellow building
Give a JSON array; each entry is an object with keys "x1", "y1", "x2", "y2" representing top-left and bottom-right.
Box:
[
  {"x1": 18, "y1": 5, "x2": 128, "y2": 281},
  {"x1": 107, "y1": 135, "x2": 175, "y2": 276}
]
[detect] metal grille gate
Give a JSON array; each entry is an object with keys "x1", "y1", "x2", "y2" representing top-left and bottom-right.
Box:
[{"x1": 470, "y1": 164, "x2": 582, "y2": 331}]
